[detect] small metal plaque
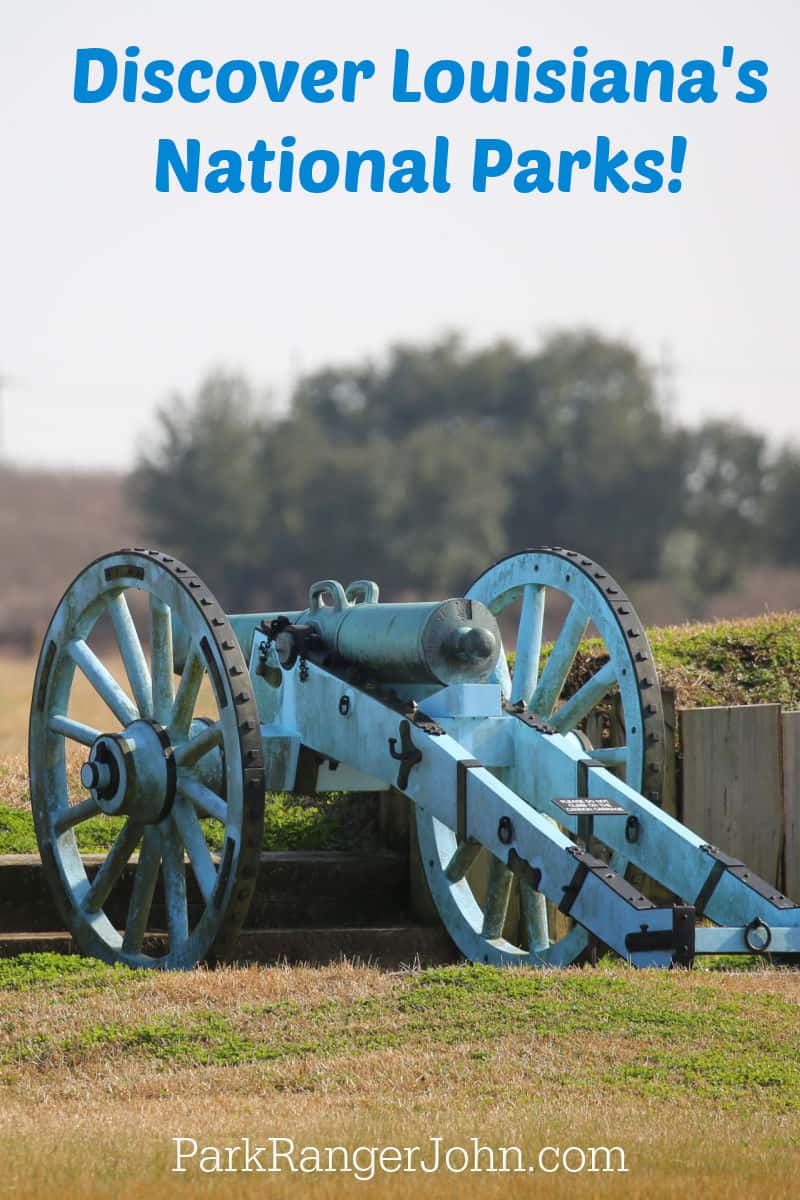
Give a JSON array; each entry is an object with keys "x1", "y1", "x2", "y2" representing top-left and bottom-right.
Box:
[{"x1": 551, "y1": 796, "x2": 627, "y2": 816}]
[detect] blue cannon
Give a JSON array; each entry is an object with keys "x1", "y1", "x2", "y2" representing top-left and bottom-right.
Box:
[{"x1": 28, "y1": 546, "x2": 800, "y2": 969}]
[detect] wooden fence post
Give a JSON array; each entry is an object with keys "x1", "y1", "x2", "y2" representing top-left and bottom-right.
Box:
[
  {"x1": 781, "y1": 711, "x2": 800, "y2": 900},
  {"x1": 680, "y1": 704, "x2": 784, "y2": 886},
  {"x1": 660, "y1": 687, "x2": 679, "y2": 820}
]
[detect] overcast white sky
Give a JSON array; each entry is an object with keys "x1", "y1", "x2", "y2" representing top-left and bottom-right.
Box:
[{"x1": 1, "y1": 2, "x2": 798, "y2": 467}]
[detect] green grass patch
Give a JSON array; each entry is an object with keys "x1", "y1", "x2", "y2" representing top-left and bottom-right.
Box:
[
  {"x1": 566, "y1": 612, "x2": 800, "y2": 710},
  {"x1": 0, "y1": 805, "x2": 130, "y2": 855},
  {"x1": 0, "y1": 806, "x2": 37, "y2": 854},
  {"x1": 0, "y1": 952, "x2": 138, "y2": 992},
  {"x1": 0, "y1": 791, "x2": 379, "y2": 855},
  {"x1": 511, "y1": 611, "x2": 800, "y2": 715}
]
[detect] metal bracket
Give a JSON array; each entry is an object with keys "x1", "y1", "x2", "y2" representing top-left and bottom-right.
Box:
[
  {"x1": 506, "y1": 702, "x2": 557, "y2": 734},
  {"x1": 507, "y1": 847, "x2": 542, "y2": 891},
  {"x1": 388, "y1": 720, "x2": 422, "y2": 790},
  {"x1": 625, "y1": 905, "x2": 696, "y2": 966},
  {"x1": 694, "y1": 845, "x2": 798, "y2": 916},
  {"x1": 260, "y1": 616, "x2": 324, "y2": 671},
  {"x1": 551, "y1": 758, "x2": 628, "y2": 846},
  {"x1": 560, "y1": 846, "x2": 656, "y2": 916},
  {"x1": 456, "y1": 758, "x2": 481, "y2": 842},
  {"x1": 373, "y1": 687, "x2": 446, "y2": 736},
  {"x1": 413, "y1": 710, "x2": 446, "y2": 736},
  {"x1": 744, "y1": 916, "x2": 773, "y2": 953},
  {"x1": 579, "y1": 757, "x2": 604, "y2": 846}
]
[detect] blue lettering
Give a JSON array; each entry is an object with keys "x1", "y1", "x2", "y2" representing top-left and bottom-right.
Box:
[
  {"x1": 393, "y1": 49, "x2": 421, "y2": 102},
  {"x1": 298, "y1": 150, "x2": 340, "y2": 193},
  {"x1": 155, "y1": 138, "x2": 200, "y2": 192},
  {"x1": 216, "y1": 60, "x2": 257, "y2": 103},
  {"x1": 142, "y1": 60, "x2": 175, "y2": 103},
  {"x1": 632, "y1": 149, "x2": 665, "y2": 193},
  {"x1": 533, "y1": 62, "x2": 566, "y2": 103},
  {"x1": 736, "y1": 60, "x2": 768, "y2": 103},
  {"x1": 258, "y1": 61, "x2": 299, "y2": 102},
  {"x1": 301, "y1": 60, "x2": 338, "y2": 102},
  {"x1": 206, "y1": 150, "x2": 245, "y2": 193},
  {"x1": 473, "y1": 139, "x2": 513, "y2": 191},
  {"x1": 74, "y1": 48, "x2": 118, "y2": 103},
  {"x1": 177, "y1": 60, "x2": 213, "y2": 103}
]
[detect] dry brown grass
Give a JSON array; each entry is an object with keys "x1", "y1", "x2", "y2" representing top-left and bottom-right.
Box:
[
  {"x1": 0, "y1": 653, "x2": 124, "y2": 808},
  {"x1": 0, "y1": 655, "x2": 34, "y2": 804},
  {"x1": 0, "y1": 466, "x2": 146, "y2": 647},
  {"x1": 0, "y1": 1089, "x2": 791, "y2": 1200},
  {"x1": 0, "y1": 654, "x2": 219, "y2": 809},
  {"x1": 0, "y1": 962, "x2": 798, "y2": 1198},
  {"x1": 0, "y1": 654, "x2": 34, "y2": 759}
]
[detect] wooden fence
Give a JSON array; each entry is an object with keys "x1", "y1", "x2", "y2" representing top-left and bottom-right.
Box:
[{"x1": 680, "y1": 700, "x2": 800, "y2": 896}]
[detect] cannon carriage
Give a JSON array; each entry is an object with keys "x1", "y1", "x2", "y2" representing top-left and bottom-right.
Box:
[{"x1": 28, "y1": 545, "x2": 800, "y2": 969}]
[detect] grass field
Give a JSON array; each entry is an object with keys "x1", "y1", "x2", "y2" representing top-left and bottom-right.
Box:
[
  {"x1": 2, "y1": 629, "x2": 800, "y2": 1197},
  {"x1": 0, "y1": 954, "x2": 798, "y2": 1198}
]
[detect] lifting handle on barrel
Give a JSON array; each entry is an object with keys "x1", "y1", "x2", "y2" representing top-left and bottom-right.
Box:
[
  {"x1": 345, "y1": 580, "x2": 380, "y2": 605},
  {"x1": 308, "y1": 580, "x2": 349, "y2": 612}
]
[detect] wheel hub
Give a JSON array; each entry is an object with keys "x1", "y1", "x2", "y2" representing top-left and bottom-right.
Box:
[{"x1": 82, "y1": 720, "x2": 176, "y2": 823}]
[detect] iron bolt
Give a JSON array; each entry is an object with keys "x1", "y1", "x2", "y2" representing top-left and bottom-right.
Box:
[{"x1": 498, "y1": 816, "x2": 513, "y2": 845}]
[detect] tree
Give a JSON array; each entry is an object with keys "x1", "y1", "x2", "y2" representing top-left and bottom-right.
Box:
[
  {"x1": 762, "y1": 448, "x2": 800, "y2": 565},
  {"x1": 129, "y1": 371, "x2": 271, "y2": 609},
  {"x1": 680, "y1": 420, "x2": 770, "y2": 594},
  {"x1": 132, "y1": 330, "x2": 777, "y2": 614},
  {"x1": 503, "y1": 331, "x2": 687, "y2": 580}
]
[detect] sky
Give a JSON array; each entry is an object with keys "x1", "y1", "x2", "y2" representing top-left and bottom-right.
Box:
[{"x1": 1, "y1": 2, "x2": 798, "y2": 468}]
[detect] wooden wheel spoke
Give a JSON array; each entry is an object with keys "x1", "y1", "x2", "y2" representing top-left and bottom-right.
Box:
[
  {"x1": 67, "y1": 639, "x2": 138, "y2": 727},
  {"x1": 48, "y1": 715, "x2": 101, "y2": 747},
  {"x1": 122, "y1": 827, "x2": 162, "y2": 954},
  {"x1": 54, "y1": 796, "x2": 100, "y2": 834},
  {"x1": 550, "y1": 660, "x2": 618, "y2": 734},
  {"x1": 510, "y1": 585, "x2": 546, "y2": 707},
  {"x1": 169, "y1": 645, "x2": 206, "y2": 738},
  {"x1": 107, "y1": 591, "x2": 153, "y2": 719},
  {"x1": 444, "y1": 838, "x2": 482, "y2": 883},
  {"x1": 150, "y1": 596, "x2": 175, "y2": 726},
  {"x1": 160, "y1": 819, "x2": 189, "y2": 949},
  {"x1": 530, "y1": 601, "x2": 590, "y2": 718},
  {"x1": 171, "y1": 798, "x2": 217, "y2": 904},
  {"x1": 83, "y1": 821, "x2": 143, "y2": 913},
  {"x1": 519, "y1": 880, "x2": 550, "y2": 953},
  {"x1": 173, "y1": 722, "x2": 222, "y2": 770},
  {"x1": 490, "y1": 636, "x2": 512, "y2": 699},
  {"x1": 481, "y1": 856, "x2": 514, "y2": 939},
  {"x1": 178, "y1": 774, "x2": 227, "y2": 824}
]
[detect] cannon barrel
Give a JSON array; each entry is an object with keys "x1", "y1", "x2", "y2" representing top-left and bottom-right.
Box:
[
  {"x1": 320, "y1": 597, "x2": 500, "y2": 685},
  {"x1": 232, "y1": 579, "x2": 501, "y2": 686}
]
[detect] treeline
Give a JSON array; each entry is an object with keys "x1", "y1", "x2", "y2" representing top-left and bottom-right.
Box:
[{"x1": 131, "y1": 330, "x2": 800, "y2": 613}]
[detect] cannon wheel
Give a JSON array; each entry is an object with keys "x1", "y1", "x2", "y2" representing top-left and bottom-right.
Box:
[
  {"x1": 416, "y1": 547, "x2": 665, "y2": 967},
  {"x1": 28, "y1": 549, "x2": 264, "y2": 969}
]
